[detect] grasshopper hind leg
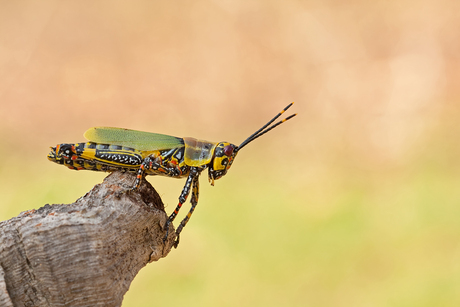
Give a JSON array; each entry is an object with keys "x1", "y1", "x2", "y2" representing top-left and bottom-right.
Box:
[
  {"x1": 114, "y1": 158, "x2": 151, "y2": 198},
  {"x1": 129, "y1": 160, "x2": 149, "y2": 192},
  {"x1": 123, "y1": 155, "x2": 172, "y2": 195}
]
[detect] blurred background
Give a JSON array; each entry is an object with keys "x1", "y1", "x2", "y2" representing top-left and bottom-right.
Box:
[{"x1": 1, "y1": 0, "x2": 459, "y2": 306}]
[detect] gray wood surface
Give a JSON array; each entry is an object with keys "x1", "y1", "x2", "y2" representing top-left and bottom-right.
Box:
[{"x1": 0, "y1": 172, "x2": 175, "y2": 307}]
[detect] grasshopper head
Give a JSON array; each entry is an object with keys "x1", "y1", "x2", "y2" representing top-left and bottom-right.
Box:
[
  {"x1": 207, "y1": 103, "x2": 297, "y2": 186},
  {"x1": 208, "y1": 142, "x2": 238, "y2": 185}
]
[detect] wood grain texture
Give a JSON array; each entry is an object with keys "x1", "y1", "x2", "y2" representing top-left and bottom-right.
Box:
[{"x1": 0, "y1": 172, "x2": 176, "y2": 307}]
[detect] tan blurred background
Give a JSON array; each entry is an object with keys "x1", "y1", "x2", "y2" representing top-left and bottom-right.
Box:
[{"x1": 1, "y1": 0, "x2": 460, "y2": 306}]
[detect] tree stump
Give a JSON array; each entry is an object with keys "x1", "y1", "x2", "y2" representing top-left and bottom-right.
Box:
[{"x1": 0, "y1": 172, "x2": 176, "y2": 307}]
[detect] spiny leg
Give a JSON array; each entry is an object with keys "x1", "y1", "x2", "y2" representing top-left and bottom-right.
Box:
[
  {"x1": 163, "y1": 167, "x2": 201, "y2": 244},
  {"x1": 117, "y1": 157, "x2": 152, "y2": 197},
  {"x1": 129, "y1": 158, "x2": 150, "y2": 192},
  {"x1": 173, "y1": 174, "x2": 200, "y2": 248},
  {"x1": 128, "y1": 156, "x2": 180, "y2": 192}
]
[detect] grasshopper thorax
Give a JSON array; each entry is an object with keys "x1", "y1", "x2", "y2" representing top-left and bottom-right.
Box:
[{"x1": 208, "y1": 142, "x2": 238, "y2": 186}]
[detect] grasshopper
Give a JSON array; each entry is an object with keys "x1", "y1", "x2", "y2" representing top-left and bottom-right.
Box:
[{"x1": 48, "y1": 103, "x2": 296, "y2": 247}]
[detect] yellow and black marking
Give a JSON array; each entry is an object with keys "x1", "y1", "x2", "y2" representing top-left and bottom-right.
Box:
[{"x1": 48, "y1": 103, "x2": 297, "y2": 248}]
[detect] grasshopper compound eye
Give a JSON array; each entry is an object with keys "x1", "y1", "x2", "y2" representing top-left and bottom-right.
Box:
[{"x1": 223, "y1": 145, "x2": 234, "y2": 157}]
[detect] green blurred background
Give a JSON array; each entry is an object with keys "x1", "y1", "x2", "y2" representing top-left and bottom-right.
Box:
[{"x1": 1, "y1": 1, "x2": 460, "y2": 306}]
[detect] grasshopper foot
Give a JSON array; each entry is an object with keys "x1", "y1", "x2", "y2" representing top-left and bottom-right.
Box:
[
  {"x1": 173, "y1": 234, "x2": 180, "y2": 248},
  {"x1": 163, "y1": 224, "x2": 180, "y2": 248}
]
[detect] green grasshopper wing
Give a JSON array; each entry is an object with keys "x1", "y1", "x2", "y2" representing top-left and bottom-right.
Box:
[{"x1": 84, "y1": 127, "x2": 184, "y2": 151}]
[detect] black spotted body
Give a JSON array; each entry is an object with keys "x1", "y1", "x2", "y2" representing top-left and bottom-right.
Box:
[
  {"x1": 48, "y1": 103, "x2": 297, "y2": 248},
  {"x1": 49, "y1": 142, "x2": 190, "y2": 178}
]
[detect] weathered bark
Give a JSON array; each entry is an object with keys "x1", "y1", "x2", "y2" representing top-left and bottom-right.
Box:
[{"x1": 0, "y1": 172, "x2": 176, "y2": 307}]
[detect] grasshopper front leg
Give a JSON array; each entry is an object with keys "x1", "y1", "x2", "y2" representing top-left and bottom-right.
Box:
[
  {"x1": 173, "y1": 174, "x2": 200, "y2": 248},
  {"x1": 163, "y1": 167, "x2": 202, "y2": 247}
]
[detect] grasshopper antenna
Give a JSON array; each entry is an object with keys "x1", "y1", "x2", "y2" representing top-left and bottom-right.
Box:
[{"x1": 235, "y1": 102, "x2": 297, "y2": 152}]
